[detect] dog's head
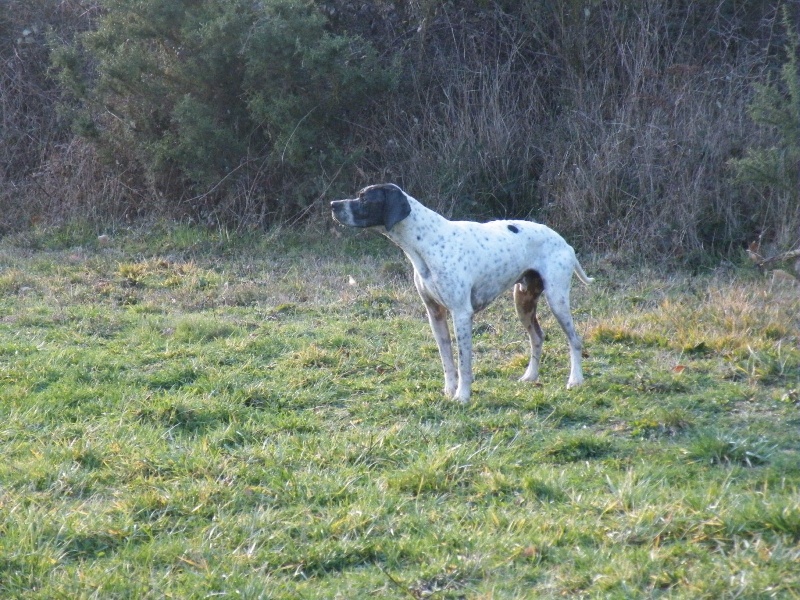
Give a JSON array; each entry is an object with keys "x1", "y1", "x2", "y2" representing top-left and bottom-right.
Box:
[{"x1": 331, "y1": 183, "x2": 411, "y2": 232}]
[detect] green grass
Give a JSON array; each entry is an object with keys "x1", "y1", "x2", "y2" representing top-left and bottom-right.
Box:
[{"x1": 1, "y1": 226, "x2": 799, "y2": 598}]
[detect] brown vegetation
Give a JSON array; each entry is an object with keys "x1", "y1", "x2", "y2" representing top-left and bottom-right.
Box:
[{"x1": 1, "y1": 0, "x2": 798, "y2": 262}]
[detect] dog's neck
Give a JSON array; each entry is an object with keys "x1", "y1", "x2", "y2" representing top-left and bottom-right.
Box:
[{"x1": 383, "y1": 195, "x2": 448, "y2": 248}]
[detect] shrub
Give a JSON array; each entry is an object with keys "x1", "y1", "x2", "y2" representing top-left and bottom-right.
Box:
[
  {"x1": 52, "y1": 0, "x2": 394, "y2": 222},
  {"x1": 372, "y1": 1, "x2": 778, "y2": 260},
  {"x1": 730, "y1": 6, "x2": 800, "y2": 251},
  {"x1": 2, "y1": 0, "x2": 794, "y2": 263},
  {"x1": 0, "y1": 0, "x2": 97, "y2": 231}
]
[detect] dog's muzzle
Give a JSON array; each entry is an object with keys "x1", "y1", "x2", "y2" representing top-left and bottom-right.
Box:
[{"x1": 330, "y1": 200, "x2": 355, "y2": 227}]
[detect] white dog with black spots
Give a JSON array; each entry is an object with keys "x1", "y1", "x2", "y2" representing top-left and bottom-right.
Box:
[{"x1": 332, "y1": 183, "x2": 593, "y2": 403}]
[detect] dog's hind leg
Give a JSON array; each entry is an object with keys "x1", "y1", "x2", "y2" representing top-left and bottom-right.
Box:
[
  {"x1": 514, "y1": 270, "x2": 545, "y2": 383},
  {"x1": 543, "y1": 280, "x2": 584, "y2": 389}
]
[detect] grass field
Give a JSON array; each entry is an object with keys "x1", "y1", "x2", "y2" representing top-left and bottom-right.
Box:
[{"x1": 1, "y1": 225, "x2": 799, "y2": 599}]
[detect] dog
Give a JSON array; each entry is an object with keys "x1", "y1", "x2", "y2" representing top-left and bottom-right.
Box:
[{"x1": 331, "y1": 183, "x2": 593, "y2": 403}]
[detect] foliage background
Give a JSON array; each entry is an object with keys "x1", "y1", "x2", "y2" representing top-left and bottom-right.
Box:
[{"x1": 1, "y1": 0, "x2": 799, "y2": 261}]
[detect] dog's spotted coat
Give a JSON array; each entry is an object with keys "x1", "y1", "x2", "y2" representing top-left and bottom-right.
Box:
[{"x1": 332, "y1": 183, "x2": 593, "y2": 403}]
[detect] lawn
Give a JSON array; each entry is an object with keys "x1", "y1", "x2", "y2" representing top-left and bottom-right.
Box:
[{"x1": 1, "y1": 225, "x2": 798, "y2": 598}]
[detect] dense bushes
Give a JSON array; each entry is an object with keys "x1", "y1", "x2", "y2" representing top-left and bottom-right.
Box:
[
  {"x1": 373, "y1": 0, "x2": 799, "y2": 257},
  {"x1": 1, "y1": 0, "x2": 798, "y2": 260},
  {"x1": 52, "y1": 0, "x2": 392, "y2": 223},
  {"x1": 730, "y1": 6, "x2": 800, "y2": 250}
]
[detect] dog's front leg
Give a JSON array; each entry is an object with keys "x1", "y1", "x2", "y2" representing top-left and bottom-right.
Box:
[
  {"x1": 452, "y1": 310, "x2": 474, "y2": 403},
  {"x1": 424, "y1": 302, "x2": 458, "y2": 397},
  {"x1": 418, "y1": 296, "x2": 458, "y2": 398}
]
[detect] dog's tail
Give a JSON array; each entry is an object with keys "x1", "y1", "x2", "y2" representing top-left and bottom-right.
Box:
[{"x1": 573, "y1": 258, "x2": 594, "y2": 285}]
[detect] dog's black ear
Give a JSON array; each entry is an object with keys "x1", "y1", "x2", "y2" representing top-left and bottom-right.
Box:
[{"x1": 382, "y1": 186, "x2": 411, "y2": 231}]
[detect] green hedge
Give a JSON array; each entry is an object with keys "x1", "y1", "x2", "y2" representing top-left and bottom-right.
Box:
[{"x1": 53, "y1": 0, "x2": 394, "y2": 219}]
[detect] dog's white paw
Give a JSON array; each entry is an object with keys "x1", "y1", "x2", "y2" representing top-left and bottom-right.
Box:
[{"x1": 453, "y1": 387, "x2": 471, "y2": 404}]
